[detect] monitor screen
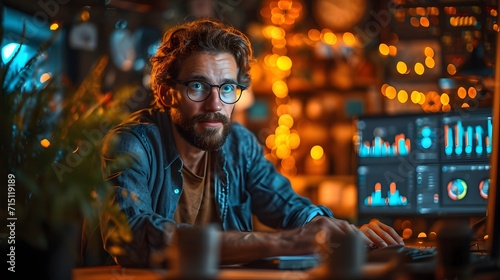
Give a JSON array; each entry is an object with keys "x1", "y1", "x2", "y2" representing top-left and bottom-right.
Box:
[{"x1": 354, "y1": 108, "x2": 492, "y2": 218}]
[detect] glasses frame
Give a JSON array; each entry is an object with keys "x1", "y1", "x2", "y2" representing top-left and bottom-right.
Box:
[{"x1": 172, "y1": 79, "x2": 247, "y2": 105}]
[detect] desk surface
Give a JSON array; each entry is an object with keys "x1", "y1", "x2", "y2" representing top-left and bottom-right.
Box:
[
  {"x1": 73, "y1": 265, "x2": 307, "y2": 280},
  {"x1": 73, "y1": 260, "x2": 500, "y2": 280},
  {"x1": 72, "y1": 262, "x2": 405, "y2": 280}
]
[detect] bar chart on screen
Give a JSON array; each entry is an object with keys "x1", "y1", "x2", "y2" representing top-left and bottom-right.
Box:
[
  {"x1": 364, "y1": 182, "x2": 408, "y2": 207},
  {"x1": 443, "y1": 114, "x2": 493, "y2": 159},
  {"x1": 358, "y1": 134, "x2": 411, "y2": 158}
]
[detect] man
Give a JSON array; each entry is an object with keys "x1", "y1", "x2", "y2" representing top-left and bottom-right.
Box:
[{"x1": 99, "y1": 18, "x2": 404, "y2": 268}]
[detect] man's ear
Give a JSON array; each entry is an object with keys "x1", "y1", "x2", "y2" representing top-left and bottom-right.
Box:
[{"x1": 159, "y1": 84, "x2": 173, "y2": 107}]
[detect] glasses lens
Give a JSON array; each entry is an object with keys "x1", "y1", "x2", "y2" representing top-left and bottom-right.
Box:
[
  {"x1": 219, "y1": 83, "x2": 242, "y2": 104},
  {"x1": 186, "y1": 81, "x2": 211, "y2": 101}
]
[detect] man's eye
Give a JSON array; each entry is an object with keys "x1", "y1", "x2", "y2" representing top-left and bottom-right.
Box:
[
  {"x1": 221, "y1": 84, "x2": 235, "y2": 93},
  {"x1": 190, "y1": 82, "x2": 204, "y2": 90}
]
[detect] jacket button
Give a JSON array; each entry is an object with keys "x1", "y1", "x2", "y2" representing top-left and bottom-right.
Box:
[{"x1": 174, "y1": 188, "x2": 180, "y2": 194}]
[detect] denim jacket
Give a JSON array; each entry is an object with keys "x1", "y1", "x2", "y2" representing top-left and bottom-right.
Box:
[{"x1": 100, "y1": 108, "x2": 333, "y2": 267}]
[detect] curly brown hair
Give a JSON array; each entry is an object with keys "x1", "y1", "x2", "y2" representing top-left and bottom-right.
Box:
[{"x1": 150, "y1": 18, "x2": 254, "y2": 109}]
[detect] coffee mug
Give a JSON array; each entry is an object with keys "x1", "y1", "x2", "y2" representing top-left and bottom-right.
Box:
[{"x1": 169, "y1": 224, "x2": 220, "y2": 279}]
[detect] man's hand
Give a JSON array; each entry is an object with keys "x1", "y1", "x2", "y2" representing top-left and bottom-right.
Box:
[
  {"x1": 359, "y1": 219, "x2": 405, "y2": 248},
  {"x1": 308, "y1": 216, "x2": 404, "y2": 248}
]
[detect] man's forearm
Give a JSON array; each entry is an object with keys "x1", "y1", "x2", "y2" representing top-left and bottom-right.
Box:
[{"x1": 219, "y1": 228, "x2": 316, "y2": 264}]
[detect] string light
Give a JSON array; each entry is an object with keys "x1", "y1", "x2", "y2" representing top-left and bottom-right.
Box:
[{"x1": 259, "y1": 0, "x2": 307, "y2": 176}]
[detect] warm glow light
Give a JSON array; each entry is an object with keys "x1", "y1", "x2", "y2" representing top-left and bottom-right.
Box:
[
  {"x1": 419, "y1": 92, "x2": 426, "y2": 105},
  {"x1": 272, "y1": 38, "x2": 287, "y2": 48},
  {"x1": 276, "y1": 56, "x2": 292, "y2": 71},
  {"x1": 80, "y1": 10, "x2": 90, "y2": 22},
  {"x1": 420, "y1": 17, "x2": 430, "y2": 27},
  {"x1": 276, "y1": 144, "x2": 291, "y2": 159},
  {"x1": 440, "y1": 93, "x2": 450, "y2": 105},
  {"x1": 278, "y1": 0, "x2": 292, "y2": 10},
  {"x1": 323, "y1": 32, "x2": 337, "y2": 45},
  {"x1": 414, "y1": 62, "x2": 425, "y2": 75},
  {"x1": 410, "y1": 17, "x2": 420, "y2": 27},
  {"x1": 424, "y1": 47, "x2": 434, "y2": 57},
  {"x1": 272, "y1": 80, "x2": 288, "y2": 98},
  {"x1": 271, "y1": 26, "x2": 285, "y2": 39},
  {"x1": 468, "y1": 87, "x2": 477, "y2": 98},
  {"x1": 308, "y1": 29, "x2": 321, "y2": 41},
  {"x1": 275, "y1": 125, "x2": 290, "y2": 136},
  {"x1": 288, "y1": 132, "x2": 300, "y2": 149},
  {"x1": 40, "y1": 138, "x2": 50, "y2": 148},
  {"x1": 310, "y1": 145, "x2": 324, "y2": 160},
  {"x1": 281, "y1": 156, "x2": 296, "y2": 170},
  {"x1": 343, "y1": 32, "x2": 356, "y2": 45},
  {"x1": 379, "y1": 43, "x2": 390, "y2": 56},
  {"x1": 450, "y1": 16, "x2": 458, "y2": 26},
  {"x1": 396, "y1": 61, "x2": 408, "y2": 74},
  {"x1": 290, "y1": 34, "x2": 305, "y2": 47},
  {"x1": 266, "y1": 134, "x2": 276, "y2": 149},
  {"x1": 271, "y1": 14, "x2": 285, "y2": 25},
  {"x1": 416, "y1": 7, "x2": 426, "y2": 16},
  {"x1": 264, "y1": 54, "x2": 279, "y2": 67},
  {"x1": 447, "y1": 64, "x2": 457, "y2": 75},
  {"x1": 263, "y1": 26, "x2": 274, "y2": 38},
  {"x1": 278, "y1": 114, "x2": 294, "y2": 128},
  {"x1": 40, "y1": 73, "x2": 51, "y2": 83},
  {"x1": 457, "y1": 87, "x2": 467, "y2": 99},
  {"x1": 470, "y1": 16, "x2": 477, "y2": 26},
  {"x1": 275, "y1": 134, "x2": 288, "y2": 147},
  {"x1": 380, "y1": 83, "x2": 389, "y2": 96},
  {"x1": 385, "y1": 86, "x2": 397, "y2": 99},
  {"x1": 388, "y1": 45, "x2": 398, "y2": 56},
  {"x1": 402, "y1": 220, "x2": 412, "y2": 229},
  {"x1": 305, "y1": 99, "x2": 322, "y2": 119},
  {"x1": 402, "y1": 228, "x2": 413, "y2": 240},
  {"x1": 50, "y1": 22, "x2": 59, "y2": 30},
  {"x1": 442, "y1": 104, "x2": 451, "y2": 112},
  {"x1": 445, "y1": 7, "x2": 457, "y2": 15},
  {"x1": 411, "y1": 90, "x2": 421, "y2": 103},
  {"x1": 277, "y1": 104, "x2": 292, "y2": 116},
  {"x1": 397, "y1": 90, "x2": 408, "y2": 103},
  {"x1": 425, "y1": 57, "x2": 435, "y2": 68},
  {"x1": 417, "y1": 232, "x2": 428, "y2": 238}
]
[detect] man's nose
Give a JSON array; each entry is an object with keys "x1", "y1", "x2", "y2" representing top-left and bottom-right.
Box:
[{"x1": 204, "y1": 87, "x2": 223, "y2": 111}]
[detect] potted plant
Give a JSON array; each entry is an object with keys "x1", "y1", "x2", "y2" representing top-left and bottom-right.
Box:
[{"x1": 0, "y1": 28, "x2": 131, "y2": 279}]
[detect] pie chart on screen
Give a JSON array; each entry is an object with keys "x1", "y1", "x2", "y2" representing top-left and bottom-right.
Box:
[
  {"x1": 447, "y1": 179, "x2": 468, "y2": 200},
  {"x1": 479, "y1": 179, "x2": 490, "y2": 199}
]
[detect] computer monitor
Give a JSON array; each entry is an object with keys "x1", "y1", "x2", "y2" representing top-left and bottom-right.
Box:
[{"x1": 354, "y1": 108, "x2": 492, "y2": 219}]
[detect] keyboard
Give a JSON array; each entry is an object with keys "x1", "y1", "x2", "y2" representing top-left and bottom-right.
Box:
[
  {"x1": 242, "y1": 245, "x2": 438, "y2": 270},
  {"x1": 366, "y1": 244, "x2": 437, "y2": 263}
]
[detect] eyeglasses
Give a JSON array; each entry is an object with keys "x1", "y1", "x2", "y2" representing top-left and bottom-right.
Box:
[{"x1": 173, "y1": 79, "x2": 246, "y2": 104}]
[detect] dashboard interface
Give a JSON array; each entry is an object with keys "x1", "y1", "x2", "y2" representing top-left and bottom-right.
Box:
[{"x1": 355, "y1": 108, "x2": 492, "y2": 217}]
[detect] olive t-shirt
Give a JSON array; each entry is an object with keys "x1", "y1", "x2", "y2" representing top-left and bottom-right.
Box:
[{"x1": 174, "y1": 152, "x2": 217, "y2": 226}]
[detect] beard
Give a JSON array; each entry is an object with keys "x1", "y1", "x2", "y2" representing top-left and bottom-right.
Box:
[{"x1": 170, "y1": 108, "x2": 232, "y2": 151}]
